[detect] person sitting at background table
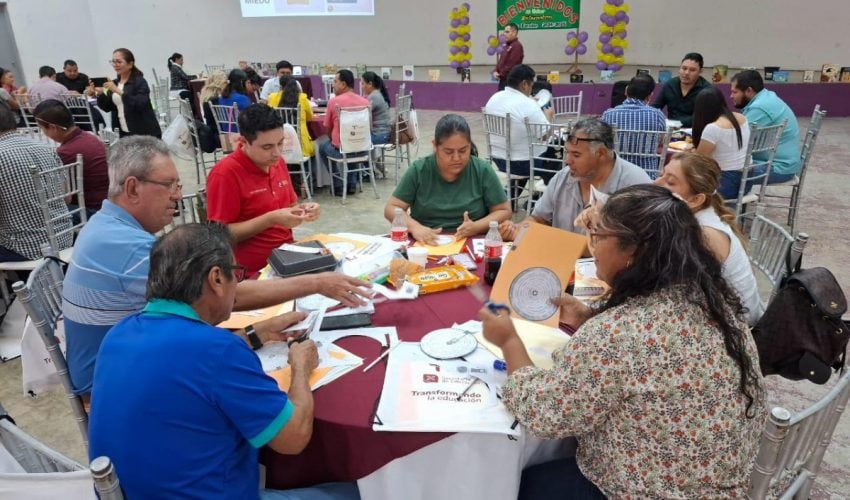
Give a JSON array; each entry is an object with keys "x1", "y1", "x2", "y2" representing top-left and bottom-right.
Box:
[
  {"x1": 691, "y1": 86, "x2": 750, "y2": 200},
  {"x1": 167, "y1": 52, "x2": 190, "y2": 100},
  {"x1": 384, "y1": 114, "x2": 511, "y2": 244},
  {"x1": 656, "y1": 152, "x2": 763, "y2": 325},
  {"x1": 200, "y1": 70, "x2": 227, "y2": 136},
  {"x1": 267, "y1": 76, "x2": 314, "y2": 159},
  {"x1": 95, "y1": 48, "x2": 161, "y2": 138},
  {"x1": 243, "y1": 67, "x2": 263, "y2": 103},
  {"x1": 499, "y1": 118, "x2": 649, "y2": 240},
  {"x1": 320, "y1": 69, "x2": 370, "y2": 195},
  {"x1": 88, "y1": 222, "x2": 361, "y2": 500},
  {"x1": 0, "y1": 66, "x2": 24, "y2": 113},
  {"x1": 652, "y1": 52, "x2": 711, "y2": 127},
  {"x1": 361, "y1": 71, "x2": 391, "y2": 144},
  {"x1": 216, "y1": 68, "x2": 252, "y2": 111},
  {"x1": 481, "y1": 184, "x2": 765, "y2": 499},
  {"x1": 260, "y1": 60, "x2": 294, "y2": 102},
  {"x1": 56, "y1": 59, "x2": 91, "y2": 95},
  {"x1": 27, "y1": 65, "x2": 68, "y2": 104}
]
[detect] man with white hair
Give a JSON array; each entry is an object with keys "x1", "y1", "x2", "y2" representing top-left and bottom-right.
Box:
[{"x1": 63, "y1": 136, "x2": 371, "y2": 397}]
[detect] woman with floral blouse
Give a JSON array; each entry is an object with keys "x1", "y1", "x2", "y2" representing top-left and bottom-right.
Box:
[{"x1": 481, "y1": 184, "x2": 765, "y2": 499}]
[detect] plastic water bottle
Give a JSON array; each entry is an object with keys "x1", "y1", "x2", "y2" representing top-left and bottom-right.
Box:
[
  {"x1": 484, "y1": 221, "x2": 503, "y2": 286},
  {"x1": 391, "y1": 207, "x2": 408, "y2": 243}
]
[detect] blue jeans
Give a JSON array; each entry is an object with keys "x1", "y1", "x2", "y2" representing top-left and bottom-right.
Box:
[
  {"x1": 260, "y1": 482, "x2": 360, "y2": 500},
  {"x1": 518, "y1": 458, "x2": 606, "y2": 500},
  {"x1": 371, "y1": 130, "x2": 390, "y2": 145},
  {"x1": 720, "y1": 167, "x2": 798, "y2": 201}
]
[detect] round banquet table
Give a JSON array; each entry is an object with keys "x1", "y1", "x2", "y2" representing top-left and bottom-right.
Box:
[{"x1": 261, "y1": 248, "x2": 488, "y2": 490}]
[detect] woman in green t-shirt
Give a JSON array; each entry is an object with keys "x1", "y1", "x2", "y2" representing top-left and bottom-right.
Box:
[{"x1": 384, "y1": 114, "x2": 511, "y2": 244}]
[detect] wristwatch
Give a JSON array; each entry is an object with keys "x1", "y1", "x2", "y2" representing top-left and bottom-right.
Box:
[{"x1": 245, "y1": 324, "x2": 263, "y2": 351}]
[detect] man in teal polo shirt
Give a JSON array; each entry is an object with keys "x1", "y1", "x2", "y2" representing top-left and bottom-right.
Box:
[
  {"x1": 89, "y1": 223, "x2": 359, "y2": 500},
  {"x1": 730, "y1": 70, "x2": 801, "y2": 184}
]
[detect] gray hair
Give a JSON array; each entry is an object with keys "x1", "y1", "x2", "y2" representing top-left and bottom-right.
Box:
[
  {"x1": 572, "y1": 118, "x2": 615, "y2": 159},
  {"x1": 146, "y1": 223, "x2": 235, "y2": 304},
  {"x1": 107, "y1": 136, "x2": 172, "y2": 198}
]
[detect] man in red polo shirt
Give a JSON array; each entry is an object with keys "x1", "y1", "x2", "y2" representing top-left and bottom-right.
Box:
[
  {"x1": 319, "y1": 69, "x2": 370, "y2": 195},
  {"x1": 207, "y1": 104, "x2": 320, "y2": 274}
]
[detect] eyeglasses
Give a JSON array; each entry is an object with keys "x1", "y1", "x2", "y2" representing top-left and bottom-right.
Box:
[
  {"x1": 138, "y1": 177, "x2": 183, "y2": 193},
  {"x1": 231, "y1": 264, "x2": 247, "y2": 282},
  {"x1": 585, "y1": 223, "x2": 618, "y2": 247},
  {"x1": 566, "y1": 134, "x2": 600, "y2": 145},
  {"x1": 35, "y1": 117, "x2": 68, "y2": 131},
  {"x1": 108, "y1": 60, "x2": 125, "y2": 65}
]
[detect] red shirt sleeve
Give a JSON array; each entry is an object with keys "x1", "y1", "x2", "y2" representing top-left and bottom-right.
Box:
[{"x1": 206, "y1": 162, "x2": 242, "y2": 224}]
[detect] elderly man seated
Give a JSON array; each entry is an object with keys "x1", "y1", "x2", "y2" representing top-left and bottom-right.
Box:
[
  {"x1": 499, "y1": 118, "x2": 651, "y2": 240},
  {"x1": 63, "y1": 136, "x2": 371, "y2": 398},
  {"x1": 88, "y1": 222, "x2": 360, "y2": 499}
]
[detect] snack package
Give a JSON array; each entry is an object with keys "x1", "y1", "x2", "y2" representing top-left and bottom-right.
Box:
[{"x1": 393, "y1": 265, "x2": 479, "y2": 295}]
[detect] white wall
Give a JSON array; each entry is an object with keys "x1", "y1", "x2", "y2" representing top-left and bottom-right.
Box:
[{"x1": 6, "y1": 0, "x2": 850, "y2": 85}]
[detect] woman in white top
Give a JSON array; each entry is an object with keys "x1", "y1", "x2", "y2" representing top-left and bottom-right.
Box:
[
  {"x1": 691, "y1": 86, "x2": 750, "y2": 200},
  {"x1": 656, "y1": 152, "x2": 764, "y2": 325}
]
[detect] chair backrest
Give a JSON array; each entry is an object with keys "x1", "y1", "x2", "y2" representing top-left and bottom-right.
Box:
[
  {"x1": 551, "y1": 92, "x2": 582, "y2": 123},
  {"x1": 13, "y1": 94, "x2": 38, "y2": 128},
  {"x1": 204, "y1": 64, "x2": 225, "y2": 75},
  {"x1": 481, "y1": 110, "x2": 512, "y2": 162},
  {"x1": 60, "y1": 93, "x2": 98, "y2": 132},
  {"x1": 748, "y1": 212, "x2": 809, "y2": 299},
  {"x1": 611, "y1": 127, "x2": 671, "y2": 180},
  {"x1": 149, "y1": 80, "x2": 171, "y2": 127},
  {"x1": 165, "y1": 190, "x2": 207, "y2": 231},
  {"x1": 397, "y1": 82, "x2": 407, "y2": 101},
  {"x1": 11, "y1": 248, "x2": 89, "y2": 448},
  {"x1": 274, "y1": 106, "x2": 300, "y2": 131},
  {"x1": 30, "y1": 156, "x2": 85, "y2": 252},
  {"x1": 525, "y1": 118, "x2": 568, "y2": 175},
  {"x1": 731, "y1": 120, "x2": 787, "y2": 221},
  {"x1": 208, "y1": 103, "x2": 239, "y2": 134},
  {"x1": 797, "y1": 105, "x2": 826, "y2": 190},
  {"x1": 90, "y1": 456, "x2": 125, "y2": 500},
  {"x1": 337, "y1": 106, "x2": 372, "y2": 154},
  {"x1": 322, "y1": 76, "x2": 335, "y2": 100},
  {"x1": 748, "y1": 369, "x2": 850, "y2": 499}
]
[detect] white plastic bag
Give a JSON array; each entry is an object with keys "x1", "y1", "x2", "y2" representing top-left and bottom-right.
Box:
[
  {"x1": 162, "y1": 115, "x2": 194, "y2": 160},
  {"x1": 281, "y1": 123, "x2": 304, "y2": 165},
  {"x1": 20, "y1": 316, "x2": 67, "y2": 396},
  {"x1": 408, "y1": 109, "x2": 419, "y2": 143}
]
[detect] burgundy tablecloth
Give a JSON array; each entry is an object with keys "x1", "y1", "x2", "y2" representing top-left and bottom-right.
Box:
[
  {"x1": 262, "y1": 248, "x2": 488, "y2": 489},
  {"x1": 307, "y1": 113, "x2": 327, "y2": 140}
]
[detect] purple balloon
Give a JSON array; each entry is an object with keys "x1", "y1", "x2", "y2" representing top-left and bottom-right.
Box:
[
  {"x1": 450, "y1": 61, "x2": 460, "y2": 69},
  {"x1": 498, "y1": 34, "x2": 506, "y2": 43},
  {"x1": 576, "y1": 45, "x2": 587, "y2": 55},
  {"x1": 599, "y1": 13, "x2": 608, "y2": 22},
  {"x1": 487, "y1": 46, "x2": 497, "y2": 56},
  {"x1": 602, "y1": 43, "x2": 613, "y2": 53},
  {"x1": 449, "y1": 32, "x2": 459, "y2": 40},
  {"x1": 599, "y1": 33, "x2": 612, "y2": 43},
  {"x1": 461, "y1": 46, "x2": 469, "y2": 54},
  {"x1": 565, "y1": 46, "x2": 575, "y2": 56},
  {"x1": 622, "y1": 14, "x2": 630, "y2": 24},
  {"x1": 567, "y1": 31, "x2": 577, "y2": 40},
  {"x1": 462, "y1": 60, "x2": 470, "y2": 68},
  {"x1": 451, "y1": 19, "x2": 460, "y2": 28},
  {"x1": 615, "y1": 11, "x2": 626, "y2": 21},
  {"x1": 462, "y1": 34, "x2": 470, "y2": 41},
  {"x1": 609, "y1": 63, "x2": 621, "y2": 71},
  {"x1": 613, "y1": 47, "x2": 624, "y2": 56},
  {"x1": 461, "y1": 16, "x2": 469, "y2": 25},
  {"x1": 616, "y1": 30, "x2": 628, "y2": 38},
  {"x1": 596, "y1": 61, "x2": 608, "y2": 70},
  {"x1": 605, "y1": 17, "x2": 617, "y2": 27},
  {"x1": 606, "y1": 0, "x2": 618, "y2": 4},
  {"x1": 450, "y1": 46, "x2": 460, "y2": 54},
  {"x1": 578, "y1": 31, "x2": 589, "y2": 42},
  {"x1": 496, "y1": 45, "x2": 505, "y2": 54},
  {"x1": 462, "y1": 2, "x2": 471, "y2": 10}
]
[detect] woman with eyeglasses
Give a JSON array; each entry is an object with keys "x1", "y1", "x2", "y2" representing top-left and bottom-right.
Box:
[
  {"x1": 655, "y1": 151, "x2": 763, "y2": 325},
  {"x1": 384, "y1": 114, "x2": 511, "y2": 244},
  {"x1": 96, "y1": 48, "x2": 161, "y2": 138},
  {"x1": 481, "y1": 184, "x2": 765, "y2": 498}
]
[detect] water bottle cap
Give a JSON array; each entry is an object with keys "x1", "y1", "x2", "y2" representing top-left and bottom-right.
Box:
[
  {"x1": 489, "y1": 220, "x2": 498, "y2": 228},
  {"x1": 394, "y1": 207, "x2": 402, "y2": 214}
]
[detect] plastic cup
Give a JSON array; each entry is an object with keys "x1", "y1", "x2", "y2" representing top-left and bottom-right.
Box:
[{"x1": 407, "y1": 247, "x2": 429, "y2": 267}]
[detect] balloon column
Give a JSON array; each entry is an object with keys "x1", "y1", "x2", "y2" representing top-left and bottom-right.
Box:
[
  {"x1": 486, "y1": 33, "x2": 507, "y2": 57},
  {"x1": 448, "y1": 3, "x2": 473, "y2": 69},
  {"x1": 596, "y1": 0, "x2": 630, "y2": 72}
]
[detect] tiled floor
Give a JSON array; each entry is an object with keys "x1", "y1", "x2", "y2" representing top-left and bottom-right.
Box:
[{"x1": 0, "y1": 109, "x2": 847, "y2": 497}]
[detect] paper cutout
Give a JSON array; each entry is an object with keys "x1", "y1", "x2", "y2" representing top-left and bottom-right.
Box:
[
  {"x1": 414, "y1": 237, "x2": 467, "y2": 257},
  {"x1": 490, "y1": 223, "x2": 586, "y2": 326},
  {"x1": 467, "y1": 318, "x2": 571, "y2": 370},
  {"x1": 301, "y1": 234, "x2": 368, "y2": 258},
  {"x1": 218, "y1": 301, "x2": 294, "y2": 330},
  {"x1": 371, "y1": 282, "x2": 419, "y2": 300},
  {"x1": 265, "y1": 342, "x2": 363, "y2": 392},
  {"x1": 296, "y1": 294, "x2": 340, "y2": 312},
  {"x1": 312, "y1": 326, "x2": 398, "y2": 348}
]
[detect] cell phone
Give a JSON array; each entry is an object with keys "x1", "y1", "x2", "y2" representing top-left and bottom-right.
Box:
[
  {"x1": 91, "y1": 77, "x2": 108, "y2": 87},
  {"x1": 320, "y1": 313, "x2": 372, "y2": 331}
]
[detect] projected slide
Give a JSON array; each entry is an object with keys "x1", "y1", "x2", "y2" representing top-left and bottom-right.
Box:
[{"x1": 240, "y1": 0, "x2": 374, "y2": 17}]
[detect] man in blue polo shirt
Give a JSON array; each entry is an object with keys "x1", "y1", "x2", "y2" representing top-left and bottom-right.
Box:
[
  {"x1": 730, "y1": 70, "x2": 800, "y2": 184},
  {"x1": 88, "y1": 223, "x2": 359, "y2": 499},
  {"x1": 63, "y1": 136, "x2": 372, "y2": 398}
]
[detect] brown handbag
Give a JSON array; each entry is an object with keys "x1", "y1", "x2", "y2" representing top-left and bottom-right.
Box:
[{"x1": 751, "y1": 261, "x2": 849, "y2": 384}]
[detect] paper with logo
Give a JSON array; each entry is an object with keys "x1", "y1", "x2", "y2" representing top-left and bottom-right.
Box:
[{"x1": 374, "y1": 342, "x2": 519, "y2": 436}]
